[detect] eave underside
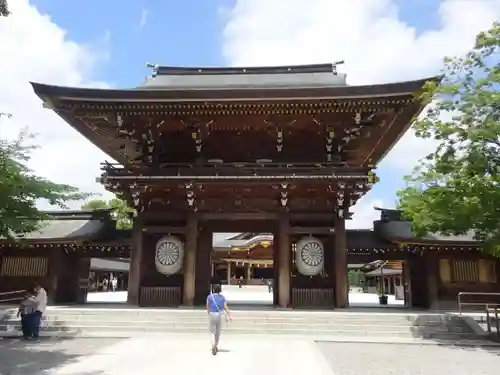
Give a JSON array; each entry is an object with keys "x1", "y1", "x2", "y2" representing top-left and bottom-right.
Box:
[{"x1": 31, "y1": 78, "x2": 432, "y2": 170}]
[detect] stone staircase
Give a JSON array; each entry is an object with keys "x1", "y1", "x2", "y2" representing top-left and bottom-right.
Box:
[{"x1": 0, "y1": 307, "x2": 489, "y2": 341}]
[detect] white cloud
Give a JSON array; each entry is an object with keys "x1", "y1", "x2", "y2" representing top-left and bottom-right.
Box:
[
  {"x1": 347, "y1": 197, "x2": 384, "y2": 230},
  {"x1": 222, "y1": 0, "x2": 500, "y2": 227},
  {"x1": 0, "y1": 0, "x2": 114, "y2": 209},
  {"x1": 138, "y1": 8, "x2": 149, "y2": 30}
]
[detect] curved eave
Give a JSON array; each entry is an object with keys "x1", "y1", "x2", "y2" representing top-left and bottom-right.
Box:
[
  {"x1": 390, "y1": 238, "x2": 481, "y2": 247},
  {"x1": 30, "y1": 76, "x2": 438, "y2": 103}
]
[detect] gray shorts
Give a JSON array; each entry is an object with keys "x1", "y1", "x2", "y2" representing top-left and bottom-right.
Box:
[{"x1": 209, "y1": 312, "x2": 223, "y2": 333}]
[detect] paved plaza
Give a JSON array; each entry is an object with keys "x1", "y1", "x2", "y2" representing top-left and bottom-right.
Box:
[
  {"x1": 1, "y1": 335, "x2": 499, "y2": 375},
  {"x1": 86, "y1": 285, "x2": 404, "y2": 307}
]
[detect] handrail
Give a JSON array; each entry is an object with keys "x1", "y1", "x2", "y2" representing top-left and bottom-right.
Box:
[
  {"x1": 0, "y1": 290, "x2": 26, "y2": 296},
  {"x1": 458, "y1": 292, "x2": 500, "y2": 314},
  {"x1": 485, "y1": 305, "x2": 500, "y2": 337},
  {"x1": 0, "y1": 289, "x2": 26, "y2": 303},
  {"x1": 458, "y1": 292, "x2": 500, "y2": 337}
]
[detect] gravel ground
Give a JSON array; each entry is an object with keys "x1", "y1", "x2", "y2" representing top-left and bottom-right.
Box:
[
  {"x1": 317, "y1": 342, "x2": 500, "y2": 375},
  {"x1": 0, "y1": 337, "x2": 123, "y2": 375}
]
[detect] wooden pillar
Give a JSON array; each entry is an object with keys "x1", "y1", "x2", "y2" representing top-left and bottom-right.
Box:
[
  {"x1": 334, "y1": 218, "x2": 348, "y2": 308},
  {"x1": 227, "y1": 262, "x2": 231, "y2": 285},
  {"x1": 75, "y1": 258, "x2": 90, "y2": 304},
  {"x1": 406, "y1": 254, "x2": 429, "y2": 308},
  {"x1": 47, "y1": 248, "x2": 65, "y2": 304},
  {"x1": 403, "y1": 260, "x2": 412, "y2": 308},
  {"x1": 194, "y1": 228, "x2": 212, "y2": 305},
  {"x1": 49, "y1": 250, "x2": 86, "y2": 304},
  {"x1": 127, "y1": 219, "x2": 144, "y2": 305},
  {"x1": 426, "y1": 254, "x2": 439, "y2": 309},
  {"x1": 278, "y1": 216, "x2": 291, "y2": 308},
  {"x1": 182, "y1": 215, "x2": 198, "y2": 306}
]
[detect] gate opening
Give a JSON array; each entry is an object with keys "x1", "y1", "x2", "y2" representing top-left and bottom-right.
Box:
[
  {"x1": 347, "y1": 260, "x2": 407, "y2": 308},
  {"x1": 212, "y1": 232, "x2": 274, "y2": 306}
]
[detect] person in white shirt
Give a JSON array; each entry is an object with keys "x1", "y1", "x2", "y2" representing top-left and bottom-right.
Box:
[{"x1": 30, "y1": 282, "x2": 47, "y2": 342}]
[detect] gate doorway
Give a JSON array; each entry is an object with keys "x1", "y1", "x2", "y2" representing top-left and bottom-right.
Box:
[
  {"x1": 347, "y1": 259, "x2": 407, "y2": 308},
  {"x1": 85, "y1": 258, "x2": 130, "y2": 304},
  {"x1": 211, "y1": 232, "x2": 275, "y2": 307}
]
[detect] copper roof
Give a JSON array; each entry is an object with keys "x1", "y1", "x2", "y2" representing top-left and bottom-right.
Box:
[
  {"x1": 31, "y1": 76, "x2": 434, "y2": 102},
  {"x1": 138, "y1": 63, "x2": 348, "y2": 90}
]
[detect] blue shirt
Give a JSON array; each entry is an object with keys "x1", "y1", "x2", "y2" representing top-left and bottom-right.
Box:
[{"x1": 207, "y1": 293, "x2": 226, "y2": 313}]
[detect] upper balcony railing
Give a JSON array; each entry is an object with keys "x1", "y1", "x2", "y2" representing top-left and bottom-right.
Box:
[{"x1": 100, "y1": 161, "x2": 373, "y2": 179}]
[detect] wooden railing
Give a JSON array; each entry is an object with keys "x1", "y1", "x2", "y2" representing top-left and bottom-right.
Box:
[
  {"x1": 139, "y1": 286, "x2": 181, "y2": 307},
  {"x1": 486, "y1": 306, "x2": 500, "y2": 337},
  {"x1": 292, "y1": 288, "x2": 334, "y2": 308},
  {"x1": 100, "y1": 162, "x2": 370, "y2": 179},
  {"x1": 0, "y1": 290, "x2": 26, "y2": 303},
  {"x1": 458, "y1": 292, "x2": 500, "y2": 338},
  {"x1": 101, "y1": 161, "x2": 368, "y2": 173},
  {"x1": 457, "y1": 292, "x2": 500, "y2": 314}
]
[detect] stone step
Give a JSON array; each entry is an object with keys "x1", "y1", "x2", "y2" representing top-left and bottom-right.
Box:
[
  {"x1": 0, "y1": 320, "x2": 471, "y2": 336},
  {"x1": 0, "y1": 319, "x2": 445, "y2": 330},
  {"x1": 0, "y1": 308, "x2": 481, "y2": 340},
  {"x1": 38, "y1": 315, "x2": 414, "y2": 323},
  {"x1": 0, "y1": 324, "x2": 471, "y2": 338},
  {"x1": 0, "y1": 310, "x2": 453, "y2": 324},
  {"x1": 0, "y1": 318, "x2": 470, "y2": 332}
]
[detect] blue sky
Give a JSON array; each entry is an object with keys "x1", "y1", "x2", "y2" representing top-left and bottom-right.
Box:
[
  {"x1": 21, "y1": 0, "x2": 487, "y2": 235},
  {"x1": 32, "y1": 0, "x2": 229, "y2": 87},
  {"x1": 32, "y1": 0, "x2": 441, "y2": 87}
]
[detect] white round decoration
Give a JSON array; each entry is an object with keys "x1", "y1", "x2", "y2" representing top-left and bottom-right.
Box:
[
  {"x1": 295, "y1": 236, "x2": 324, "y2": 276},
  {"x1": 155, "y1": 236, "x2": 184, "y2": 275}
]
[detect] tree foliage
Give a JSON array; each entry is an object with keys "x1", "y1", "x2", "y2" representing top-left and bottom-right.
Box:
[
  {"x1": 0, "y1": 116, "x2": 91, "y2": 238},
  {"x1": 0, "y1": 0, "x2": 9, "y2": 17},
  {"x1": 81, "y1": 198, "x2": 133, "y2": 229},
  {"x1": 348, "y1": 269, "x2": 366, "y2": 287},
  {"x1": 397, "y1": 22, "x2": 500, "y2": 254}
]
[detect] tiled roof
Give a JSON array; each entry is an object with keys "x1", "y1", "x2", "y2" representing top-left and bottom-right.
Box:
[{"x1": 2, "y1": 209, "x2": 114, "y2": 242}]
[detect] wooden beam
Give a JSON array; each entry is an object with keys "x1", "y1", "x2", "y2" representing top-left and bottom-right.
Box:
[
  {"x1": 142, "y1": 226, "x2": 186, "y2": 234},
  {"x1": 200, "y1": 212, "x2": 278, "y2": 221},
  {"x1": 288, "y1": 212, "x2": 337, "y2": 221},
  {"x1": 139, "y1": 211, "x2": 188, "y2": 221},
  {"x1": 202, "y1": 220, "x2": 277, "y2": 233},
  {"x1": 290, "y1": 226, "x2": 335, "y2": 234}
]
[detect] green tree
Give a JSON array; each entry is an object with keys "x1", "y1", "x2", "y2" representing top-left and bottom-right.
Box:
[
  {"x1": 81, "y1": 199, "x2": 107, "y2": 210},
  {"x1": 0, "y1": 117, "x2": 91, "y2": 238},
  {"x1": 81, "y1": 198, "x2": 133, "y2": 229},
  {"x1": 348, "y1": 269, "x2": 366, "y2": 287},
  {"x1": 397, "y1": 22, "x2": 500, "y2": 254},
  {"x1": 0, "y1": 0, "x2": 9, "y2": 17}
]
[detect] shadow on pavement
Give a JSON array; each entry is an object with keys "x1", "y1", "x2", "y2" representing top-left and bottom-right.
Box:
[
  {"x1": 409, "y1": 313, "x2": 500, "y2": 355},
  {"x1": 0, "y1": 337, "x2": 123, "y2": 375}
]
